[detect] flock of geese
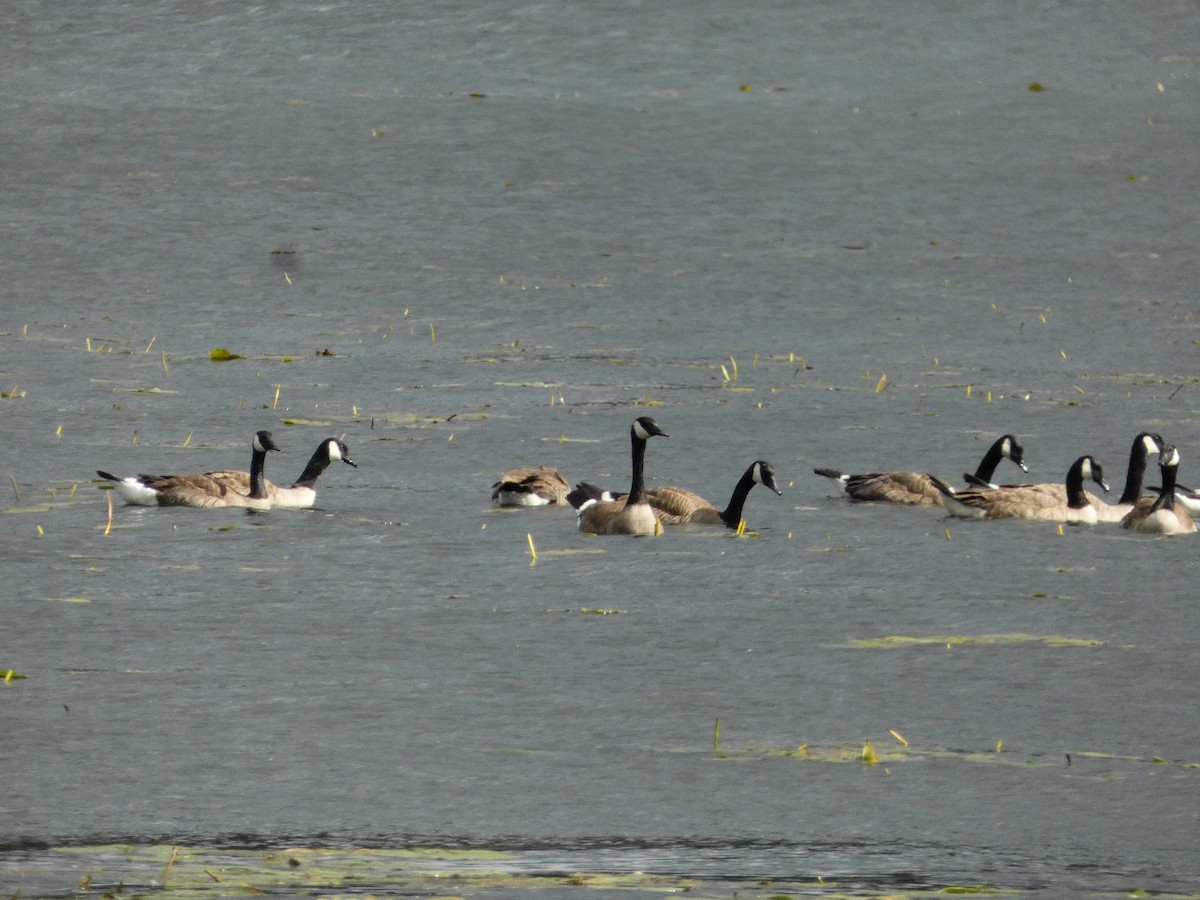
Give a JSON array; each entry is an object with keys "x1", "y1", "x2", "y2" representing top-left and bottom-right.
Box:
[
  {"x1": 490, "y1": 420, "x2": 1195, "y2": 536},
  {"x1": 811, "y1": 429, "x2": 1196, "y2": 534},
  {"x1": 95, "y1": 420, "x2": 1196, "y2": 537}
]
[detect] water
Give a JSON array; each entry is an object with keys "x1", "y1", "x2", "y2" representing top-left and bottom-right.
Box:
[{"x1": 3, "y1": 1, "x2": 1200, "y2": 896}]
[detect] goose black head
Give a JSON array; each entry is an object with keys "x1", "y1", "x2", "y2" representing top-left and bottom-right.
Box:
[
  {"x1": 1000, "y1": 435, "x2": 1028, "y2": 473},
  {"x1": 753, "y1": 461, "x2": 784, "y2": 496},
  {"x1": 327, "y1": 437, "x2": 357, "y2": 468},
  {"x1": 632, "y1": 417, "x2": 668, "y2": 440}
]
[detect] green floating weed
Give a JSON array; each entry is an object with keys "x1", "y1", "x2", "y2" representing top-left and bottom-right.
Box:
[{"x1": 209, "y1": 348, "x2": 244, "y2": 361}]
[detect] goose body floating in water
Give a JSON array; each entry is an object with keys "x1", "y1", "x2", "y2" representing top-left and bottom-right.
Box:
[
  {"x1": 816, "y1": 434, "x2": 1026, "y2": 506},
  {"x1": 97, "y1": 431, "x2": 281, "y2": 510}
]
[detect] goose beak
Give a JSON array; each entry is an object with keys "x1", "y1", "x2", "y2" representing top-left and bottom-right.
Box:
[{"x1": 342, "y1": 456, "x2": 358, "y2": 468}]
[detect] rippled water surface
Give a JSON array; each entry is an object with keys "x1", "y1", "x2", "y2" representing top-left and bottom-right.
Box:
[{"x1": 3, "y1": 2, "x2": 1200, "y2": 897}]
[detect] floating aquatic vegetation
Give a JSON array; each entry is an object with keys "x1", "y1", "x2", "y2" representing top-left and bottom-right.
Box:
[{"x1": 835, "y1": 633, "x2": 1105, "y2": 649}]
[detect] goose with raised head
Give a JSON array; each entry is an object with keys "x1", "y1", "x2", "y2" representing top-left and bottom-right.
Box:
[
  {"x1": 97, "y1": 431, "x2": 281, "y2": 510},
  {"x1": 207, "y1": 437, "x2": 356, "y2": 508},
  {"x1": 933, "y1": 455, "x2": 1108, "y2": 524},
  {"x1": 646, "y1": 460, "x2": 783, "y2": 527},
  {"x1": 815, "y1": 433, "x2": 1027, "y2": 506},
  {"x1": 1121, "y1": 445, "x2": 1197, "y2": 535},
  {"x1": 571, "y1": 417, "x2": 668, "y2": 535},
  {"x1": 492, "y1": 466, "x2": 570, "y2": 507}
]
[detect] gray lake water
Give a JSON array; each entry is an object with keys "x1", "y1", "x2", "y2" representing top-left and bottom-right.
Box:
[{"x1": 3, "y1": 1, "x2": 1200, "y2": 897}]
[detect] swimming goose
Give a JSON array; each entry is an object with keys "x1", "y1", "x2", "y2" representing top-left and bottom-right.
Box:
[
  {"x1": 1121, "y1": 445, "x2": 1197, "y2": 535},
  {"x1": 934, "y1": 455, "x2": 1108, "y2": 524},
  {"x1": 571, "y1": 417, "x2": 668, "y2": 535},
  {"x1": 491, "y1": 466, "x2": 570, "y2": 507},
  {"x1": 206, "y1": 437, "x2": 356, "y2": 509},
  {"x1": 97, "y1": 431, "x2": 281, "y2": 510},
  {"x1": 815, "y1": 433, "x2": 1027, "y2": 506},
  {"x1": 967, "y1": 432, "x2": 1161, "y2": 523},
  {"x1": 645, "y1": 460, "x2": 783, "y2": 527}
]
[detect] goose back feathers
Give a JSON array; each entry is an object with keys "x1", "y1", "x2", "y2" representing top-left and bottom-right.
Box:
[{"x1": 492, "y1": 466, "x2": 571, "y2": 507}]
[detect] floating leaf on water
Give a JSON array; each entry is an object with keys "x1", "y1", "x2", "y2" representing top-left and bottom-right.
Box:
[
  {"x1": 1028, "y1": 82, "x2": 1045, "y2": 92},
  {"x1": 209, "y1": 348, "x2": 243, "y2": 361},
  {"x1": 2, "y1": 668, "x2": 27, "y2": 681}
]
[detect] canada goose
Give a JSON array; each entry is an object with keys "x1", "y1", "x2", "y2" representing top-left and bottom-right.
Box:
[
  {"x1": 934, "y1": 455, "x2": 1108, "y2": 524},
  {"x1": 644, "y1": 460, "x2": 783, "y2": 527},
  {"x1": 491, "y1": 466, "x2": 570, "y2": 507},
  {"x1": 968, "y1": 432, "x2": 1161, "y2": 523},
  {"x1": 1121, "y1": 445, "x2": 1197, "y2": 535},
  {"x1": 207, "y1": 437, "x2": 356, "y2": 508},
  {"x1": 815, "y1": 433, "x2": 1027, "y2": 506},
  {"x1": 97, "y1": 431, "x2": 281, "y2": 510},
  {"x1": 571, "y1": 417, "x2": 668, "y2": 535}
]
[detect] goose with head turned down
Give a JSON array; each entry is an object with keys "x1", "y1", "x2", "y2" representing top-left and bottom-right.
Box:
[
  {"x1": 206, "y1": 436, "x2": 356, "y2": 508},
  {"x1": 815, "y1": 433, "x2": 1027, "y2": 506},
  {"x1": 1121, "y1": 445, "x2": 1197, "y2": 535},
  {"x1": 97, "y1": 431, "x2": 282, "y2": 510},
  {"x1": 570, "y1": 417, "x2": 668, "y2": 535},
  {"x1": 933, "y1": 454, "x2": 1108, "y2": 524},
  {"x1": 596, "y1": 460, "x2": 783, "y2": 528},
  {"x1": 491, "y1": 466, "x2": 571, "y2": 507}
]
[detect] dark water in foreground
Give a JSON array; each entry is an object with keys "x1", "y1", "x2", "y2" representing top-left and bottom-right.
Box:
[{"x1": 3, "y1": 1, "x2": 1200, "y2": 897}]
